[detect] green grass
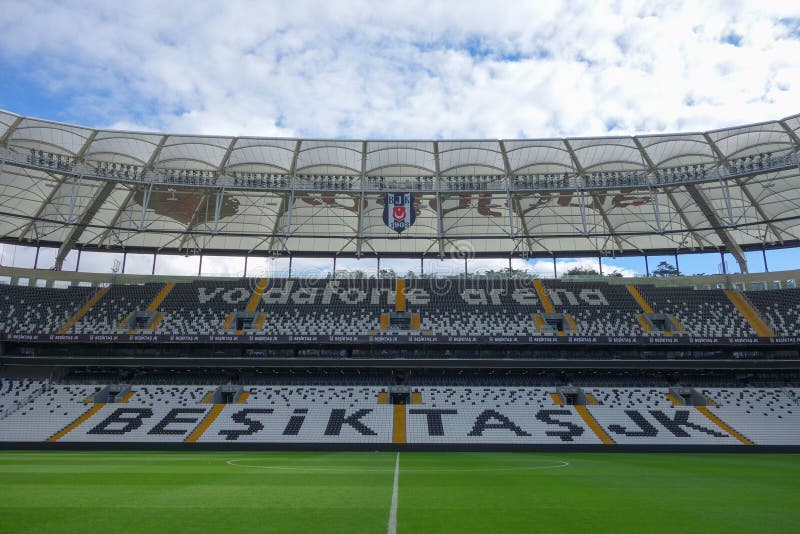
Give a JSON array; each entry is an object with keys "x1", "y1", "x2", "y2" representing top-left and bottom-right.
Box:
[{"x1": 0, "y1": 451, "x2": 798, "y2": 533}]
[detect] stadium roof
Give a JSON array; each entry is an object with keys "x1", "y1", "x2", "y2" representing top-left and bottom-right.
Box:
[{"x1": 0, "y1": 109, "x2": 799, "y2": 270}]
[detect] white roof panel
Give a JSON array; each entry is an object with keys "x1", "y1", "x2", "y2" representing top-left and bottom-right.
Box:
[{"x1": 0, "y1": 109, "x2": 797, "y2": 259}]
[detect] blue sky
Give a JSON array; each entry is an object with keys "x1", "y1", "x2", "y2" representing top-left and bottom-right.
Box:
[{"x1": 0, "y1": 1, "x2": 799, "y2": 276}]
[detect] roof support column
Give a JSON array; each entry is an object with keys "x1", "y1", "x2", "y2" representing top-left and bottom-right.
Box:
[
  {"x1": 212, "y1": 186, "x2": 225, "y2": 234},
  {"x1": 578, "y1": 190, "x2": 589, "y2": 235},
  {"x1": 139, "y1": 183, "x2": 153, "y2": 230},
  {"x1": 357, "y1": 141, "x2": 367, "y2": 257},
  {"x1": 54, "y1": 180, "x2": 116, "y2": 270},
  {"x1": 684, "y1": 183, "x2": 748, "y2": 273},
  {"x1": 435, "y1": 191, "x2": 444, "y2": 257},
  {"x1": 434, "y1": 142, "x2": 444, "y2": 257},
  {"x1": 650, "y1": 186, "x2": 663, "y2": 233}
]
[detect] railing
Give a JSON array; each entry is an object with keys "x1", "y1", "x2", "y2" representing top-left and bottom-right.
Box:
[{"x1": 2, "y1": 145, "x2": 797, "y2": 193}]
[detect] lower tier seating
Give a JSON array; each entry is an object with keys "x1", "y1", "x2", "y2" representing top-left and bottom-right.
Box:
[{"x1": 0, "y1": 384, "x2": 798, "y2": 446}]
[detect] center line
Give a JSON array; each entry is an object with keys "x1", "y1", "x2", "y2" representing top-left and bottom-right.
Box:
[{"x1": 388, "y1": 452, "x2": 400, "y2": 534}]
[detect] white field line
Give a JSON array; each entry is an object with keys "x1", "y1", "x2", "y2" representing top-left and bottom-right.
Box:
[
  {"x1": 225, "y1": 458, "x2": 569, "y2": 474},
  {"x1": 388, "y1": 452, "x2": 399, "y2": 534}
]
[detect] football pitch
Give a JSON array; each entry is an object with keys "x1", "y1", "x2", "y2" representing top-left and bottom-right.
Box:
[{"x1": 0, "y1": 451, "x2": 798, "y2": 533}]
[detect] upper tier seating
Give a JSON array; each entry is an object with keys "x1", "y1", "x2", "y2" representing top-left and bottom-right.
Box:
[
  {"x1": 155, "y1": 279, "x2": 388, "y2": 336},
  {"x1": 0, "y1": 285, "x2": 95, "y2": 334},
  {"x1": 157, "y1": 280, "x2": 256, "y2": 335},
  {"x1": 2, "y1": 279, "x2": 799, "y2": 338},
  {"x1": 253, "y1": 279, "x2": 389, "y2": 336},
  {"x1": 73, "y1": 283, "x2": 165, "y2": 334},
  {"x1": 408, "y1": 278, "x2": 542, "y2": 336},
  {"x1": 744, "y1": 288, "x2": 800, "y2": 337},
  {"x1": 545, "y1": 281, "x2": 643, "y2": 336},
  {"x1": 635, "y1": 285, "x2": 756, "y2": 336}
]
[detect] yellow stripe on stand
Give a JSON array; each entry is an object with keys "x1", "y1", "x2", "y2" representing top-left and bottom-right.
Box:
[
  {"x1": 147, "y1": 283, "x2": 175, "y2": 312},
  {"x1": 83, "y1": 392, "x2": 97, "y2": 405},
  {"x1": 724, "y1": 289, "x2": 776, "y2": 337},
  {"x1": 58, "y1": 286, "x2": 110, "y2": 334},
  {"x1": 118, "y1": 391, "x2": 136, "y2": 403},
  {"x1": 253, "y1": 314, "x2": 266, "y2": 331},
  {"x1": 702, "y1": 394, "x2": 718, "y2": 407},
  {"x1": 666, "y1": 393, "x2": 683, "y2": 406},
  {"x1": 48, "y1": 404, "x2": 105, "y2": 442},
  {"x1": 411, "y1": 314, "x2": 421, "y2": 331},
  {"x1": 185, "y1": 404, "x2": 225, "y2": 443},
  {"x1": 695, "y1": 406, "x2": 752, "y2": 445},
  {"x1": 392, "y1": 404, "x2": 407, "y2": 444},
  {"x1": 626, "y1": 284, "x2": 653, "y2": 313},
  {"x1": 534, "y1": 314, "x2": 548, "y2": 332},
  {"x1": 575, "y1": 405, "x2": 615, "y2": 444},
  {"x1": 565, "y1": 315, "x2": 579, "y2": 333},
  {"x1": 378, "y1": 392, "x2": 389, "y2": 404},
  {"x1": 585, "y1": 393, "x2": 600, "y2": 405},
  {"x1": 669, "y1": 315, "x2": 685, "y2": 333},
  {"x1": 221, "y1": 314, "x2": 234, "y2": 332},
  {"x1": 533, "y1": 280, "x2": 554, "y2": 313},
  {"x1": 117, "y1": 312, "x2": 132, "y2": 331},
  {"x1": 549, "y1": 392, "x2": 564, "y2": 406},
  {"x1": 246, "y1": 278, "x2": 269, "y2": 312},
  {"x1": 236, "y1": 392, "x2": 249, "y2": 404},
  {"x1": 128, "y1": 283, "x2": 175, "y2": 334},
  {"x1": 636, "y1": 315, "x2": 653, "y2": 333},
  {"x1": 201, "y1": 391, "x2": 214, "y2": 404},
  {"x1": 147, "y1": 313, "x2": 164, "y2": 331},
  {"x1": 395, "y1": 279, "x2": 406, "y2": 312},
  {"x1": 411, "y1": 391, "x2": 422, "y2": 405},
  {"x1": 380, "y1": 313, "x2": 389, "y2": 331}
]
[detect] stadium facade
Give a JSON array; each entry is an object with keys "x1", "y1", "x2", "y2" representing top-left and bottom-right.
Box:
[{"x1": 0, "y1": 110, "x2": 798, "y2": 450}]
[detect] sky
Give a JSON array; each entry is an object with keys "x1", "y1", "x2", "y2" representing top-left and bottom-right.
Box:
[{"x1": 0, "y1": 0, "x2": 799, "y2": 278}]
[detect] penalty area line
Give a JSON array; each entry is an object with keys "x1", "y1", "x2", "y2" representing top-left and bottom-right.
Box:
[{"x1": 388, "y1": 452, "x2": 399, "y2": 534}]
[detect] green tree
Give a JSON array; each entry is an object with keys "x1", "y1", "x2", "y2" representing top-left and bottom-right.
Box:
[
  {"x1": 652, "y1": 261, "x2": 680, "y2": 277},
  {"x1": 565, "y1": 266, "x2": 598, "y2": 275}
]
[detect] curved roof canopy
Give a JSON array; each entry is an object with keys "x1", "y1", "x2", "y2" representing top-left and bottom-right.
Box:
[{"x1": 0, "y1": 110, "x2": 799, "y2": 270}]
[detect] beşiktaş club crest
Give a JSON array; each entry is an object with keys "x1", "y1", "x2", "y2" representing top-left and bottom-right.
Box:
[{"x1": 383, "y1": 192, "x2": 416, "y2": 234}]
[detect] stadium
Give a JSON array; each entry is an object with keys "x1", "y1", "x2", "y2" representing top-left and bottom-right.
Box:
[
  {"x1": 0, "y1": 108, "x2": 799, "y2": 529},
  {"x1": 1, "y1": 4, "x2": 800, "y2": 531}
]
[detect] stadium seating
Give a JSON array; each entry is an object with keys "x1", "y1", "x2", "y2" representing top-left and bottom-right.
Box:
[
  {"x1": 0, "y1": 379, "x2": 46, "y2": 418},
  {"x1": 409, "y1": 278, "x2": 542, "y2": 336},
  {"x1": 744, "y1": 289, "x2": 800, "y2": 337},
  {"x1": 0, "y1": 285, "x2": 95, "y2": 334},
  {"x1": 1, "y1": 383, "x2": 798, "y2": 446},
  {"x1": 545, "y1": 281, "x2": 644, "y2": 336},
  {"x1": 2, "y1": 279, "x2": 799, "y2": 337},
  {"x1": 635, "y1": 286, "x2": 756, "y2": 336},
  {"x1": 73, "y1": 283, "x2": 165, "y2": 334}
]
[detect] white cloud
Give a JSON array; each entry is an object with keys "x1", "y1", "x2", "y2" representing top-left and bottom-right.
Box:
[{"x1": 0, "y1": 1, "x2": 798, "y2": 139}]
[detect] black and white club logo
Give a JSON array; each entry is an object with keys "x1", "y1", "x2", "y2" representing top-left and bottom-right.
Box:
[{"x1": 383, "y1": 193, "x2": 415, "y2": 234}]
